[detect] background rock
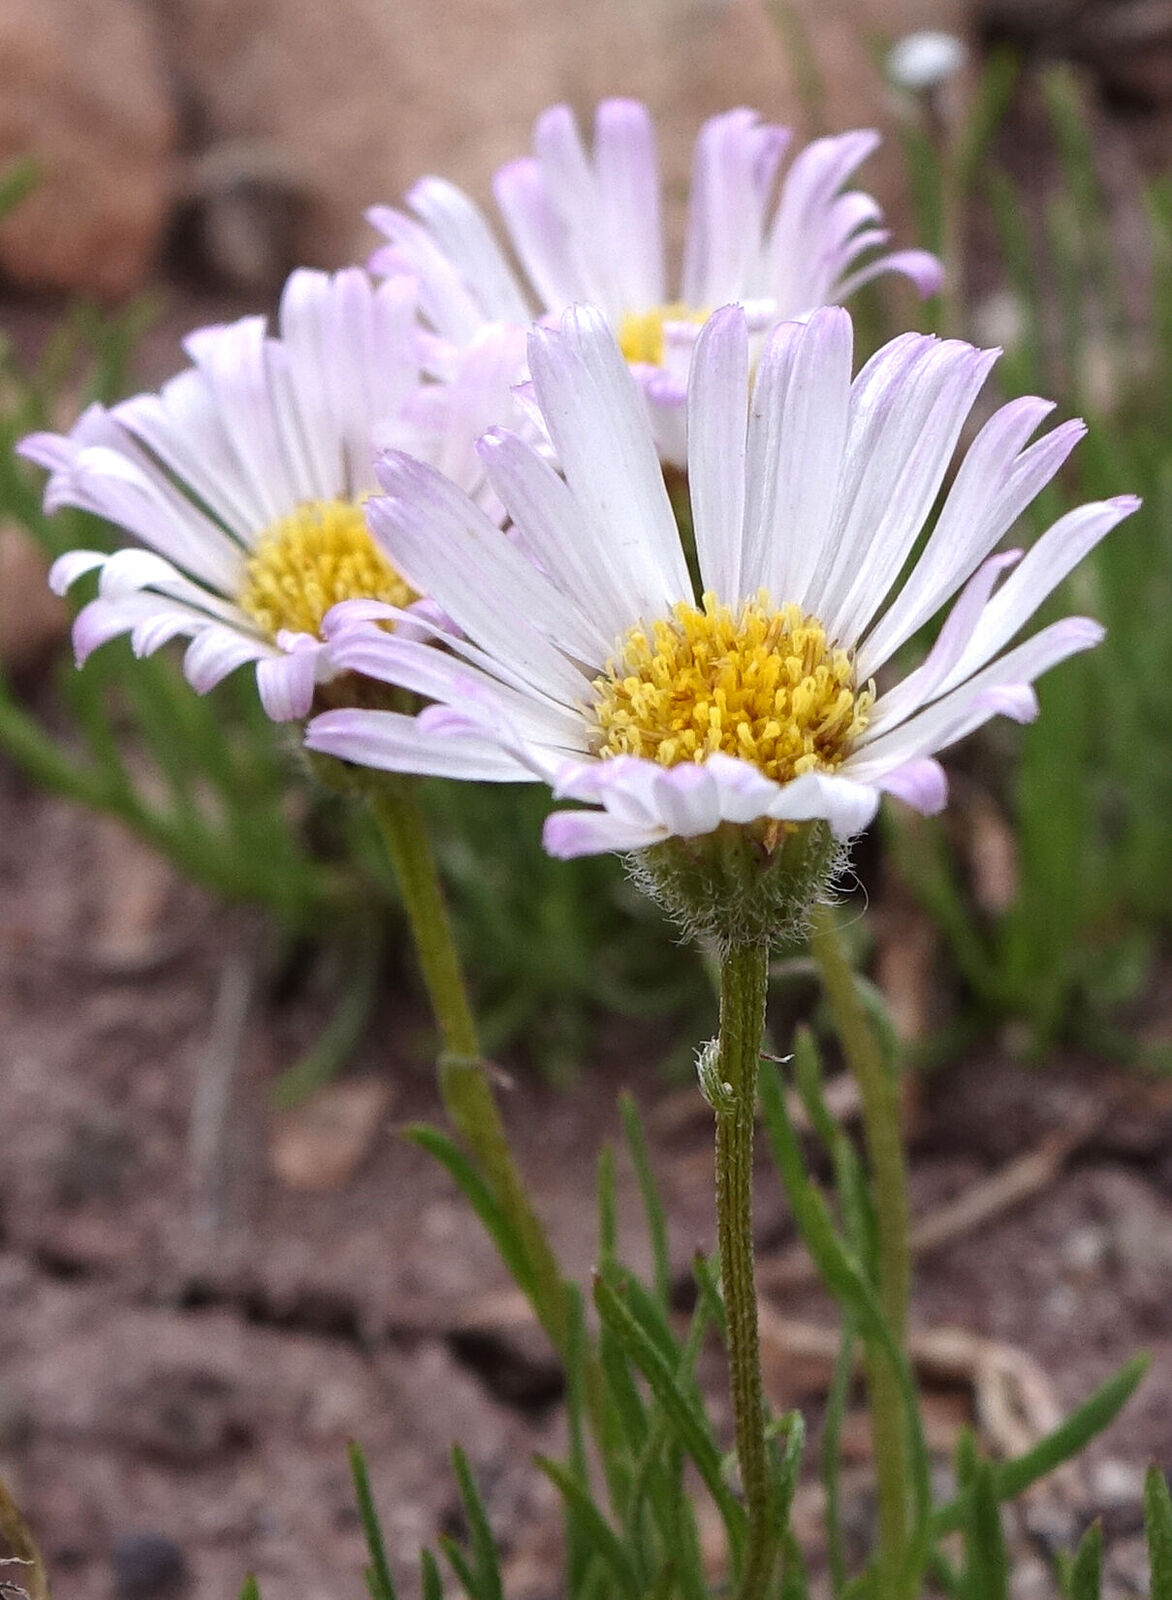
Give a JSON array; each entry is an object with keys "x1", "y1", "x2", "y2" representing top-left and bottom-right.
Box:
[
  {"x1": 1, "y1": 0, "x2": 970, "y2": 299},
  {"x1": 0, "y1": 0, "x2": 177, "y2": 298}
]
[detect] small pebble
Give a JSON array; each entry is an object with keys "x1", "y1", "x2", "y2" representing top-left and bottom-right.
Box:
[{"x1": 111, "y1": 1532, "x2": 187, "y2": 1600}]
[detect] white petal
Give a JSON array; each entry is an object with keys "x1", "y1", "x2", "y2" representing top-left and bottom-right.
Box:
[
  {"x1": 407, "y1": 176, "x2": 532, "y2": 321},
  {"x1": 857, "y1": 398, "x2": 1078, "y2": 675},
  {"x1": 477, "y1": 427, "x2": 635, "y2": 647},
  {"x1": 366, "y1": 455, "x2": 597, "y2": 701},
  {"x1": 764, "y1": 770, "x2": 880, "y2": 838},
  {"x1": 937, "y1": 497, "x2": 1139, "y2": 692},
  {"x1": 849, "y1": 616, "x2": 1104, "y2": 775},
  {"x1": 817, "y1": 339, "x2": 998, "y2": 641},
  {"x1": 326, "y1": 627, "x2": 587, "y2": 748},
  {"x1": 366, "y1": 203, "x2": 492, "y2": 343},
  {"x1": 492, "y1": 158, "x2": 584, "y2": 316},
  {"x1": 183, "y1": 624, "x2": 272, "y2": 693},
  {"x1": 687, "y1": 306, "x2": 749, "y2": 600},
  {"x1": 832, "y1": 247, "x2": 943, "y2": 301},
  {"x1": 865, "y1": 549, "x2": 1022, "y2": 735},
  {"x1": 744, "y1": 307, "x2": 853, "y2": 607},
  {"x1": 527, "y1": 306, "x2": 691, "y2": 614}
]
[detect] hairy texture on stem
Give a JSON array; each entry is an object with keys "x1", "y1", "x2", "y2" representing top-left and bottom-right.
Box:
[
  {"x1": 714, "y1": 941, "x2": 778, "y2": 1600},
  {"x1": 367, "y1": 777, "x2": 570, "y2": 1353}
]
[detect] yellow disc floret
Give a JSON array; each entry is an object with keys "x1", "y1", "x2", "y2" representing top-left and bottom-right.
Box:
[
  {"x1": 618, "y1": 303, "x2": 709, "y2": 366},
  {"x1": 590, "y1": 592, "x2": 873, "y2": 785},
  {"x1": 238, "y1": 498, "x2": 414, "y2": 639}
]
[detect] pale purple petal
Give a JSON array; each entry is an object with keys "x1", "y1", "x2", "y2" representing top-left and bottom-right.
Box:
[
  {"x1": 594, "y1": 98, "x2": 665, "y2": 310},
  {"x1": 256, "y1": 641, "x2": 322, "y2": 721},
  {"x1": 543, "y1": 808, "x2": 664, "y2": 859},
  {"x1": 877, "y1": 758, "x2": 948, "y2": 814},
  {"x1": 49, "y1": 549, "x2": 106, "y2": 594},
  {"x1": 938, "y1": 496, "x2": 1140, "y2": 692},
  {"x1": 305, "y1": 707, "x2": 533, "y2": 781}
]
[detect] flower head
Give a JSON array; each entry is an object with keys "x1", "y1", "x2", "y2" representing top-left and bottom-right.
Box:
[
  {"x1": 19, "y1": 268, "x2": 528, "y2": 721},
  {"x1": 307, "y1": 301, "x2": 1135, "y2": 928},
  {"x1": 368, "y1": 100, "x2": 943, "y2": 462}
]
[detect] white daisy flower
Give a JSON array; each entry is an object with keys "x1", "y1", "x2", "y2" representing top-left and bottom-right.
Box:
[
  {"x1": 19, "y1": 268, "x2": 529, "y2": 722},
  {"x1": 367, "y1": 100, "x2": 943, "y2": 463},
  {"x1": 305, "y1": 304, "x2": 1135, "y2": 874}
]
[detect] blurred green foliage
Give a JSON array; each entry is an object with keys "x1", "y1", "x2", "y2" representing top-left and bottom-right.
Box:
[{"x1": 886, "y1": 60, "x2": 1172, "y2": 1056}]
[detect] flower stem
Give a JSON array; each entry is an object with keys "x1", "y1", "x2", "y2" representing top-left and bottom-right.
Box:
[
  {"x1": 368, "y1": 777, "x2": 568, "y2": 1353},
  {"x1": 714, "y1": 939, "x2": 778, "y2": 1600},
  {"x1": 809, "y1": 903, "x2": 911, "y2": 1587}
]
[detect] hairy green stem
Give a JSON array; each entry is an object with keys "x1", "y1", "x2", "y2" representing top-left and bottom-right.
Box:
[
  {"x1": 809, "y1": 904, "x2": 912, "y2": 1588},
  {"x1": 714, "y1": 940, "x2": 777, "y2": 1600},
  {"x1": 368, "y1": 778, "x2": 568, "y2": 1352}
]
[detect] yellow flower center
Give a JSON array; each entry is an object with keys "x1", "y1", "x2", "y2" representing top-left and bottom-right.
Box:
[
  {"x1": 589, "y1": 592, "x2": 873, "y2": 785},
  {"x1": 237, "y1": 498, "x2": 414, "y2": 639},
  {"x1": 618, "y1": 302, "x2": 709, "y2": 366}
]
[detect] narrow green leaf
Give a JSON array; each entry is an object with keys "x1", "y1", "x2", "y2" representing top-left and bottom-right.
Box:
[
  {"x1": 439, "y1": 1534, "x2": 480, "y2": 1600},
  {"x1": 597, "y1": 1143, "x2": 618, "y2": 1268},
  {"x1": 419, "y1": 1550, "x2": 443, "y2": 1600},
  {"x1": 1145, "y1": 1464, "x2": 1172, "y2": 1600},
  {"x1": 619, "y1": 1091, "x2": 671, "y2": 1306},
  {"x1": 593, "y1": 1273, "x2": 745, "y2": 1555},
  {"x1": 761, "y1": 1063, "x2": 933, "y2": 1577},
  {"x1": 822, "y1": 1321, "x2": 856, "y2": 1599},
  {"x1": 450, "y1": 1446, "x2": 502, "y2": 1600},
  {"x1": 1068, "y1": 1520, "x2": 1103, "y2": 1600},
  {"x1": 237, "y1": 1579, "x2": 261, "y2": 1600},
  {"x1": 934, "y1": 1354, "x2": 1149, "y2": 1534},
  {"x1": 562, "y1": 1285, "x2": 593, "y2": 1596},
  {"x1": 534, "y1": 1454, "x2": 642, "y2": 1598},
  {"x1": 406, "y1": 1124, "x2": 538, "y2": 1303},
  {"x1": 779, "y1": 1525, "x2": 810, "y2": 1600},
  {"x1": 961, "y1": 1462, "x2": 1008, "y2": 1600},
  {"x1": 348, "y1": 1440, "x2": 396, "y2": 1600},
  {"x1": 769, "y1": 1410, "x2": 805, "y2": 1529}
]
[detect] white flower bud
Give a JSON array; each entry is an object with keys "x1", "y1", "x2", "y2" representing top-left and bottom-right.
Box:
[{"x1": 887, "y1": 30, "x2": 969, "y2": 93}]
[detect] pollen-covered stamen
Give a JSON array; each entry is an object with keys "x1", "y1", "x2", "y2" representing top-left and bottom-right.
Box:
[
  {"x1": 618, "y1": 303, "x2": 709, "y2": 366},
  {"x1": 590, "y1": 592, "x2": 874, "y2": 784},
  {"x1": 237, "y1": 498, "x2": 415, "y2": 639}
]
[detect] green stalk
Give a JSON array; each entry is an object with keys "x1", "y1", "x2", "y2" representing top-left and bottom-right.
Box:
[
  {"x1": 368, "y1": 777, "x2": 568, "y2": 1351},
  {"x1": 809, "y1": 904, "x2": 911, "y2": 1588},
  {"x1": 713, "y1": 940, "x2": 777, "y2": 1600}
]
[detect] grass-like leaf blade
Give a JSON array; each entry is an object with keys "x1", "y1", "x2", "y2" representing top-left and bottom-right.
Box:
[
  {"x1": 534, "y1": 1454, "x2": 642, "y2": 1598},
  {"x1": 348, "y1": 1439, "x2": 397, "y2": 1600},
  {"x1": 406, "y1": 1124, "x2": 538, "y2": 1304},
  {"x1": 934, "y1": 1353, "x2": 1149, "y2": 1535},
  {"x1": 450, "y1": 1446, "x2": 502, "y2": 1600},
  {"x1": 593, "y1": 1272, "x2": 746, "y2": 1558},
  {"x1": 1067, "y1": 1520, "x2": 1102, "y2": 1600},
  {"x1": 1146, "y1": 1464, "x2": 1172, "y2": 1600}
]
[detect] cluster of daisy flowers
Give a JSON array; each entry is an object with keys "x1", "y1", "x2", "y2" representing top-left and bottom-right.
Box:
[{"x1": 20, "y1": 98, "x2": 1138, "y2": 882}]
